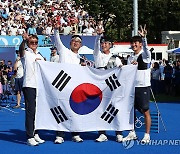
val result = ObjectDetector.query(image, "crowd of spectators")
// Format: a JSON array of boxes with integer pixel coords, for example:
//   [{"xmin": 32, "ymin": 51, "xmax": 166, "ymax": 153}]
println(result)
[
  {"xmin": 0, "ymin": 0, "xmax": 180, "ymax": 101},
  {"xmin": 150, "ymin": 59, "xmax": 180, "ymax": 97},
  {"xmin": 0, "ymin": 0, "xmax": 104, "ymax": 36}
]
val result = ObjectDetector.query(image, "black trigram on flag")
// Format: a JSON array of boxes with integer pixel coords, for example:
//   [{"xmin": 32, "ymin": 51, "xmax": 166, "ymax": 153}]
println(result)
[
  {"xmin": 52, "ymin": 70, "xmax": 71, "ymax": 91},
  {"xmin": 101, "ymin": 104, "xmax": 119, "ymax": 124},
  {"xmin": 50, "ymin": 106, "xmax": 68, "ymax": 124},
  {"xmin": 105, "ymin": 73, "xmax": 121, "ymax": 91}
]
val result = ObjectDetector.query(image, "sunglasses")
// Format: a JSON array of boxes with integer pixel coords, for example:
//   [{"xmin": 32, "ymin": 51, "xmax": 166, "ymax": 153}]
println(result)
[{"xmin": 29, "ymin": 41, "xmax": 38, "ymax": 45}]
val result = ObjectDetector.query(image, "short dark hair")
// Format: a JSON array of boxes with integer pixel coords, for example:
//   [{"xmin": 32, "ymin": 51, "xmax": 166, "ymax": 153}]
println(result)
[
  {"xmin": 130, "ymin": 36, "xmax": 142, "ymax": 43},
  {"xmin": 100, "ymin": 36, "xmax": 112, "ymax": 43}
]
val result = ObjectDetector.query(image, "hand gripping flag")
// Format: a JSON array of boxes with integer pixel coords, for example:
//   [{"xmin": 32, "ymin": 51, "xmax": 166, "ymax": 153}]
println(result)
[{"xmin": 35, "ymin": 61, "xmax": 137, "ymax": 132}]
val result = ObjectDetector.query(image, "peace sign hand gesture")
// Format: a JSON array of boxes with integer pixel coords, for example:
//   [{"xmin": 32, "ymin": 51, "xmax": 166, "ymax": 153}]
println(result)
[
  {"xmin": 138, "ymin": 24, "xmax": 147, "ymax": 38},
  {"xmin": 96, "ymin": 27, "xmax": 104, "ymax": 35},
  {"xmin": 53, "ymin": 21, "xmax": 61, "ymax": 30}
]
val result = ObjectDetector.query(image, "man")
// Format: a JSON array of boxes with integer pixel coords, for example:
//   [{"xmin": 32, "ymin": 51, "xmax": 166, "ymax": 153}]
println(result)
[
  {"xmin": 13, "ymin": 51, "xmax": 23, "ymax": 109},
  {"xmin": 53, "ymin": 23, "xmax": 84, "ymax": 144},
  {"xmin": 50, "ymin": 46, "xmax": 59, "ymax": 63},
  {"xmin": 93, "ymin": 29, "xmax": 123, "ymax": 142},
  {"xmin": 19, "ymin": 33, "xmax": 45, "ymax": 146},
  {"xmin": 123, "ymin": 25, "xmax": 151, "ymax": 143}
]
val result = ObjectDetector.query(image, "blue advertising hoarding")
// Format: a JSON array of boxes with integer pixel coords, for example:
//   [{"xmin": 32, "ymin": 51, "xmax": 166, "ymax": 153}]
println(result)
[
  {"xmin": 0, "ymin": 47, "xmax": 16, "ymax": 64},
  {"xmin": 0, "ymin": 35, "xmax": 53, "ymax": 47},
  {"xmin": 0, "ymin": 35, "xmax": 96, "ymax": 61}
]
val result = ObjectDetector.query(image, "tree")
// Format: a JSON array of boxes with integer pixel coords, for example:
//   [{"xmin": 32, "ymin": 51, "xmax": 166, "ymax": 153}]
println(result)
[{"xmin": 75, "ymin": 0, "xmax": 180, "ymax": 43}]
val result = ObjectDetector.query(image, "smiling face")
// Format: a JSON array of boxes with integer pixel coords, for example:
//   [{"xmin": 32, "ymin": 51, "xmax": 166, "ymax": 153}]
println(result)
[
  {"xmin": 27, "ymin": 35, "xmax": 38, "ymax": 52},
  {"xmin": 101, "ymin": 41, "xmax": 111, "ymax": 54},
  {"xmin": 130, "ymin": 36, "xmax": 143, "ymax": 55},
  {"xmin": 130, "ymin": 41, "xmax": 142, "ymax": 54},
  {"xmin": 70, "ymin": 38, "xmax": 82, "ymax": 53}
]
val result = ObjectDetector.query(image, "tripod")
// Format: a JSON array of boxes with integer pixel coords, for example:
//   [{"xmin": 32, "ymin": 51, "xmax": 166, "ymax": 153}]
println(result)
[{"xmin": 150, "ymin": 88, "xmax": 167, "ymax": 131}]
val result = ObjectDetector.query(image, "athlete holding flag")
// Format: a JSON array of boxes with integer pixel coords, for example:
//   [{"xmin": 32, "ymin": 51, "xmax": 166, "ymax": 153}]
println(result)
[{"xmin": 123, "ymin": 25, "xmax": 152, "ymax": 143}]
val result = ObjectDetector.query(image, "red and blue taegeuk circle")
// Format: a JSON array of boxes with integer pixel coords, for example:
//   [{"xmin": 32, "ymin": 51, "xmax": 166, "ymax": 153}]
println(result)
[{"xmin": 69, "ymin": 83, "xmax": 102, "ymax": 115}]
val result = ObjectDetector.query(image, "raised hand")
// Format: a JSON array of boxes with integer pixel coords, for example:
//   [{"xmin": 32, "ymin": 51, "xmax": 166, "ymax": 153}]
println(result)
[
  {"xmin": 53, "ymin": 21, "xmax": 61, "ymax": 30},
  {"xmin": 138, "ymin": 24, "xmax": 147, "ymax": 38},
  {"xmin": 22, "ymin": 32, "xmax": 29, "ymax": 41},
  {"xmin": 96, "ymin": 27, "xmax": 104, "ymax": 35}
]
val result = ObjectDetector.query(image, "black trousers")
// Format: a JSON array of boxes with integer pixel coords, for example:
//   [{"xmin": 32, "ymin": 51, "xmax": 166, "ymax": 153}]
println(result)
[{"xmin": 23, "ymin": 87, "xmax": 37, "ymax": 139}]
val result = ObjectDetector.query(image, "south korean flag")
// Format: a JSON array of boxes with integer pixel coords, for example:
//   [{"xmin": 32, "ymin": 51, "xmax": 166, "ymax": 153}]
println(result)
[{"xmin": 35, "ymin": 61, "xmax": 136, "ymax": 132}]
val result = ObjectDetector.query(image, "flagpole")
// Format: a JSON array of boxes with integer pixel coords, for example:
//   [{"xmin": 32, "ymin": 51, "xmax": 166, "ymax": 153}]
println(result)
[{"xmin": 133, "ymin": 0, "xmax": 138, "ymax": 36}]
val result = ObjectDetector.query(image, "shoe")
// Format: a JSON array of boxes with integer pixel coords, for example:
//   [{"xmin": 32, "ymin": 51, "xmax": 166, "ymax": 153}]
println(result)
[
  {"xmin": 141, "ymin": 133, "xmax": 150, "ymax": 143},
  {"xmin": 54, "ymin": 136, "xmax": 64, "ymax": 144},
  {"xmin": 122, "ymin": 131, "xmax": 137, "ymax": 142},
  {"xmin": 34, "ymin": 134, "xmax": 45, "ymax": 144},
  {"xmin": 95, "ymin": 134, "xmax": 108, "ymax": 142},
  {"xmin": 27, "ymin": 138, "xmax": 39, "ymax": 146},
  {"xmin": 13, "ymin": 105, "xmax": 21, "ymax": 109},
  {"xmin": 72, "ymin": 135, "xmax": 83, "ymax": 142},
  {"xmin": 116, "ymin": 134, "xmax": 123, "ymax": 142}
]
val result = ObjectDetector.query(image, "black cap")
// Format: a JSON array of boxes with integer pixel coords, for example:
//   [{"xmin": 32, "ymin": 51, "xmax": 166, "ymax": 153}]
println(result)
[{"xmin": 50, "ymin": 46, "xmax": 57, "ymax": 50}]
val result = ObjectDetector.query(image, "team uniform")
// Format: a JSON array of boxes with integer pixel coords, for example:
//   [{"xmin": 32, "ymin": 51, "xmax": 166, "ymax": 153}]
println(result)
[
  {"xmin": 21, "ymin": 47, "xmax": 45, "ymax": 139},
  {"xmin": 127, "ymin": 37, "xmax": 151, "ymax": 112},
  {"xmin": 54, "ymin": 29, "xmax": 81, "ymax": 64},
  {"xmin": 53, "ymin": 29, "xmax": 83, "ymax": 143},
  {"xmin": 93, "ymin": 35, "xmax": 123, "ymax": 142},
  {"xmin": 93, "ymin": 35, "xmax": 122, "ymax": 69}
]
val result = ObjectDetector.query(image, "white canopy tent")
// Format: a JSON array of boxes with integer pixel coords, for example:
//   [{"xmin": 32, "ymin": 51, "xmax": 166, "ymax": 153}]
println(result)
[{"xmin": 78, "ymin": 45, "xmax": 133, "ymax": 55}]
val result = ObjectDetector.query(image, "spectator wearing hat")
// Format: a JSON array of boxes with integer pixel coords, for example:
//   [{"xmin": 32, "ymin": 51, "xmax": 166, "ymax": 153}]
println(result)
[{"xmin": 50, "ymin": 46, "xmax": 59, "ymax": 63}]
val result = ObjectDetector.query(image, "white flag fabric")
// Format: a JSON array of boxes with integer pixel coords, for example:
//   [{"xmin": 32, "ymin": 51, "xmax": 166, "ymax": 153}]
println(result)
[{"xmin": 35, "ymin": 61, "xmax": 137, "ymax": 132}]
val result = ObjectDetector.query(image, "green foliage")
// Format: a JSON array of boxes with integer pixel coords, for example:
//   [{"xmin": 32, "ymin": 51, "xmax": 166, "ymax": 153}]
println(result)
[{"xmin": 75, "ymin": 0, "xmax": 180, "ymax": 43}]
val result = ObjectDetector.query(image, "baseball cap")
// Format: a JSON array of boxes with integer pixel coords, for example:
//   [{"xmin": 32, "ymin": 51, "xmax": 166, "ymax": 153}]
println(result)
[{"xmin": 50, "ymin": 46, "xmax": 57, "ymax": 50}]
